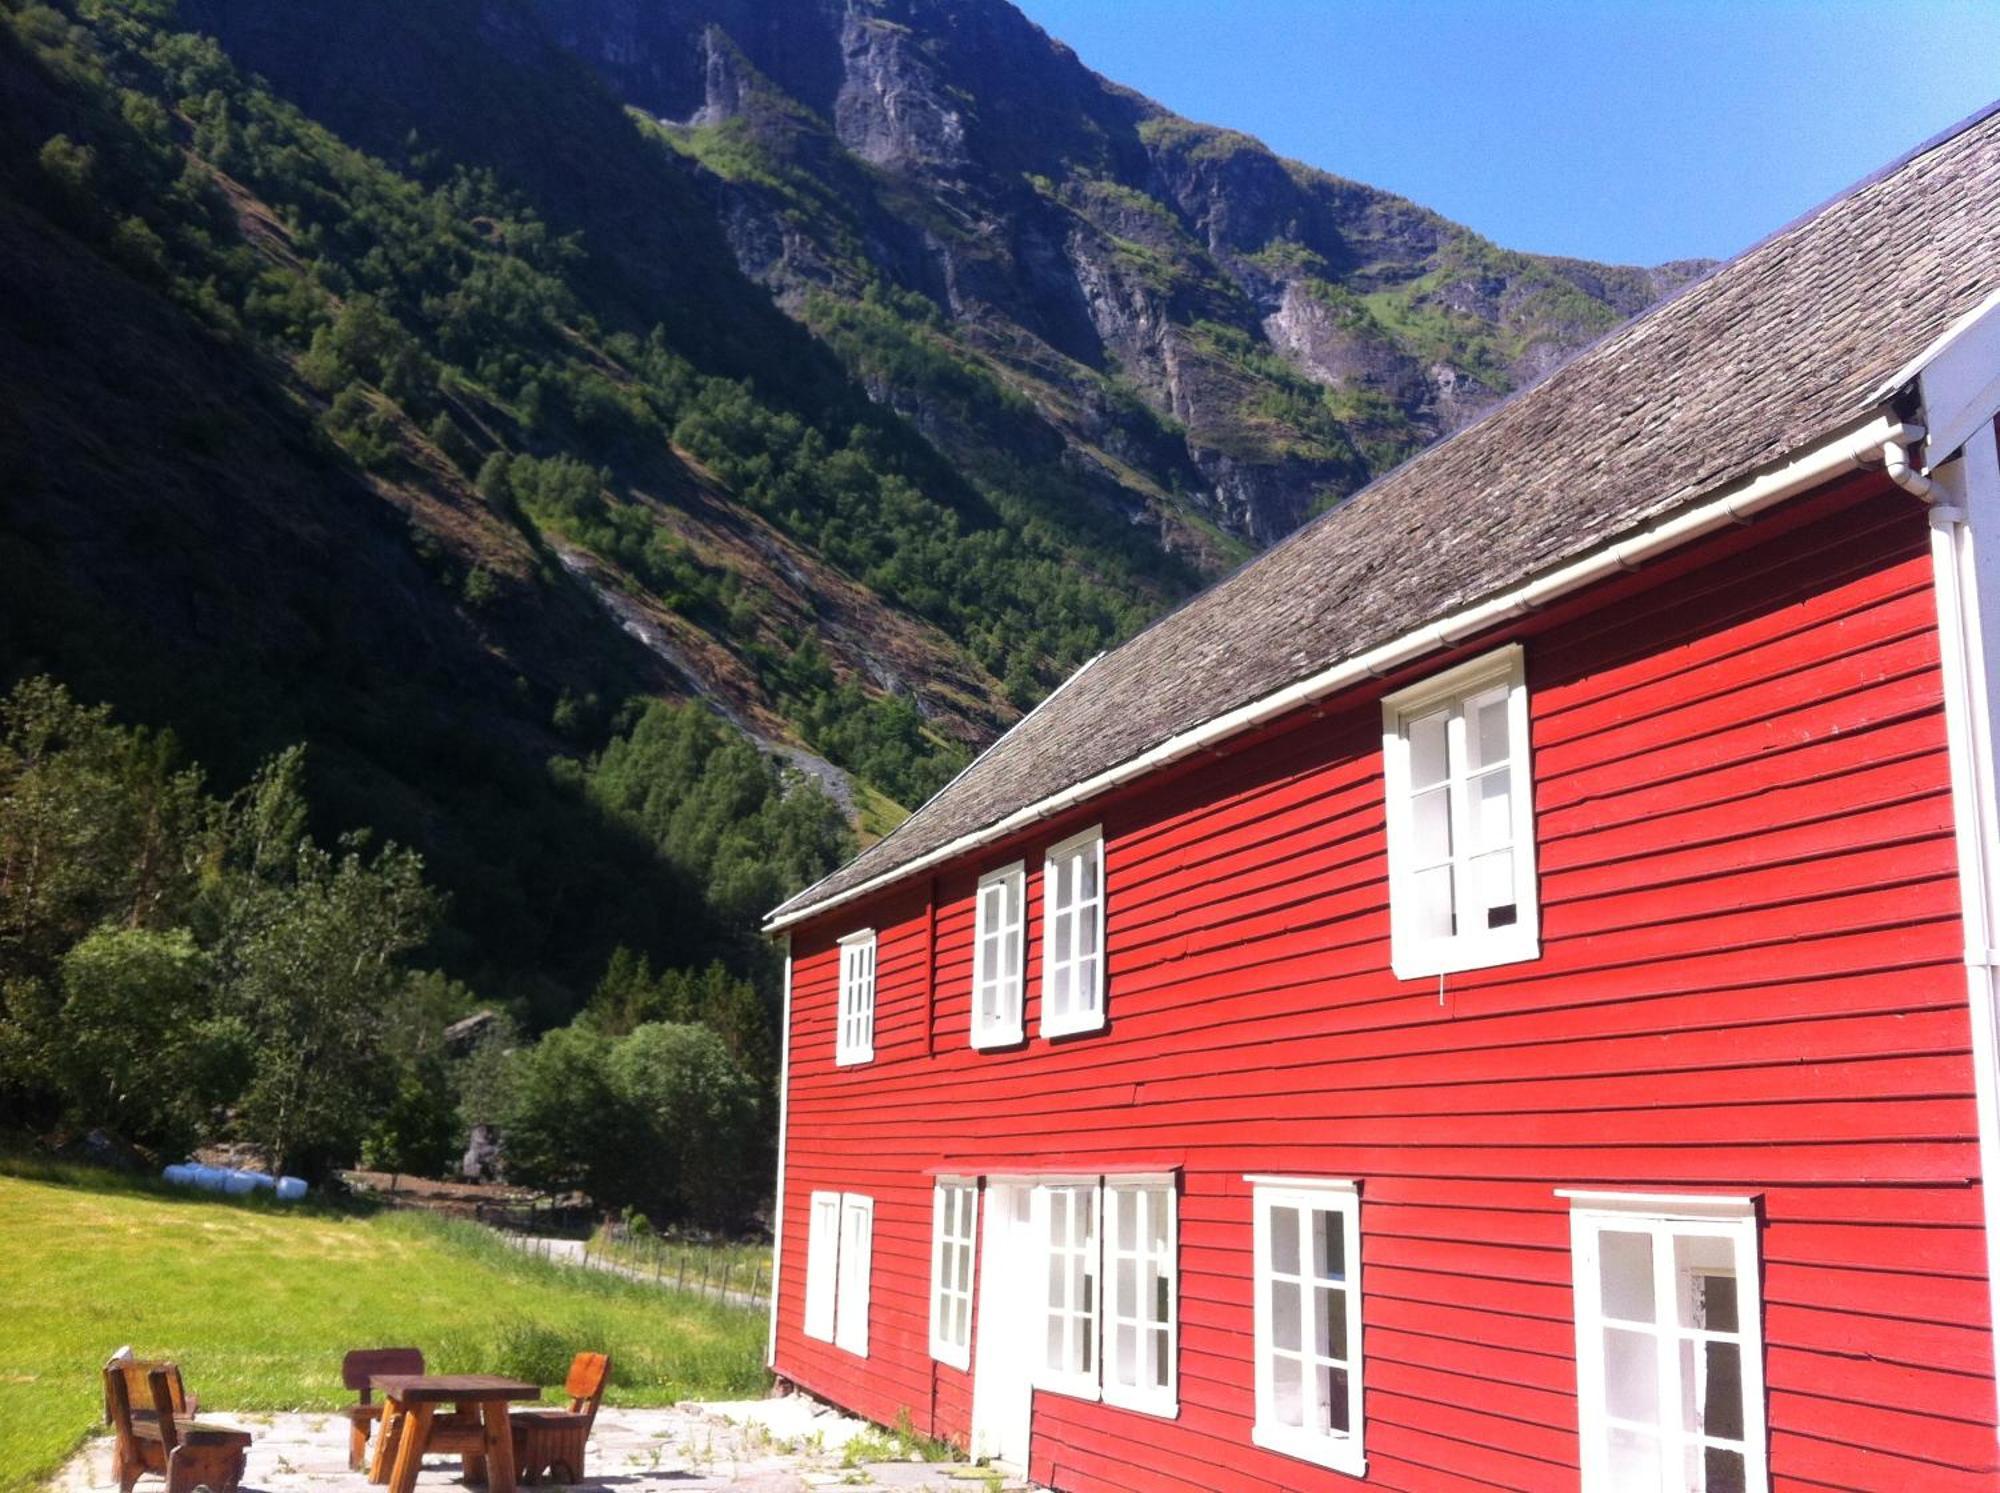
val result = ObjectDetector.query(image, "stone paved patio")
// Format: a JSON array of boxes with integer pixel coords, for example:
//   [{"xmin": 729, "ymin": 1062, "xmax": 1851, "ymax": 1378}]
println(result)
[{"xmin": 54, "ymin": 1398, "xmax": 1032, "ymax": 1493}]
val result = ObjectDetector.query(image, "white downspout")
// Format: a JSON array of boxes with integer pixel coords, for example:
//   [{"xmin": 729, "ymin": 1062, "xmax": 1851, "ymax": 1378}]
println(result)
[
  {"xmin": 767, "ymin": 935, "xmax": 794, "ymax": 1372},
  {"xmin": 1920, "ymin": 422, "xmax": 2000, "ymax": 1443}
]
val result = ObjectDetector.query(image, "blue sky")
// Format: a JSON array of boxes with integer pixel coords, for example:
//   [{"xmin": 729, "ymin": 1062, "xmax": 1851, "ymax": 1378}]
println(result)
[{"xmin": 1010, "ymin": 0, "xmax": 2000, "ymax": 267}]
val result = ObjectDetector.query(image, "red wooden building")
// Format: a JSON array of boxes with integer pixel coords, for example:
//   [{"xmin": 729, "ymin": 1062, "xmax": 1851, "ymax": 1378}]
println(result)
[{"xmin": 761, "ymin": 109, "xmax": 2000, "ymax": 1491}]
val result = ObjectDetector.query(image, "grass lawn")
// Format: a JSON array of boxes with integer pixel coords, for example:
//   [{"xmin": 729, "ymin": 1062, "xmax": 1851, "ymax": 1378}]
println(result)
[{"xmin": 0, "ymin": 1161, "xmax": 769, "ymax": 1493}]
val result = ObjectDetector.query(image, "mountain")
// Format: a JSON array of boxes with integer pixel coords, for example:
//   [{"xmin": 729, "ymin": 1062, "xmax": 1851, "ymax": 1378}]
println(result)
[
  {"xmin": 529, "ymin": 0, "xmax": 1710, "ymax": 547},
  {"xmin": 0, "ymin": 0, "xmax": 1698, "ymax": 1018}
]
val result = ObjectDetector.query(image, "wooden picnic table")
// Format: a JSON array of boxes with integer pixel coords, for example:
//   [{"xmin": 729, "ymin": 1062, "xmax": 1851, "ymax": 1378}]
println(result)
[{"xmin": 364, "ymin": 1374, "xmax": 542, "ymax": 1493}]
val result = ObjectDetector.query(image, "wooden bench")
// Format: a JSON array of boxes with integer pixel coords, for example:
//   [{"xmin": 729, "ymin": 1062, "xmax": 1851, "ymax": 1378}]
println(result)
[
  {"xmin": 510, "ymin": 1352, "xmax": 610, "ymax": 1485},
  {"xmin": 103, "ymin": 1357, "xmax": 251, "ymax": 1493},
  {"xmin": 341, "ymin": 1348, "xmax": 425, "ymax": 1470}
]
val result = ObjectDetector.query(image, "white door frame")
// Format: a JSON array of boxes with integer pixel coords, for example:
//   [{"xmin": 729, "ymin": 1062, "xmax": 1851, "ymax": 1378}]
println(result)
[{"xmin": 971, "ymin": 1177, "xmax": 1036, "ymax": 1469}]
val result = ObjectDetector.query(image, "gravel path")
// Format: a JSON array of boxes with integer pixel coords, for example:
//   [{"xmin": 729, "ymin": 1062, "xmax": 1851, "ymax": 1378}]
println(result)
[{"xmin": 55, "ymin": 1399, "xmax": 1031, "ymax": 1493}]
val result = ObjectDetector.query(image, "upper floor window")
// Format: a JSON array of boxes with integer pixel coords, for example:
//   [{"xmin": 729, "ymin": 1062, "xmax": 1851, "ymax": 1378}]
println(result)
[
  {"xmin": 1563, "ymin": 1191, "xmax": 1767, "ymax": 1493},
  {"xmin": 1042, "ymin": 826, "xmax": 1106, "ymax": 1037},
  {"xmin": 836, "ymin": 930, "xmax": 876, "ymax": 1066},
  {"xmin": 1380, "ymin": 643, "xmax": 1539, "ymax": 980},
  {"xmin": 1250, "ymin": 1177, "xmax": 1364, "ymax": 1476},
  {"xmin": 971, "ymin": 862, "xmax": 1026, "ymax": 1048}
]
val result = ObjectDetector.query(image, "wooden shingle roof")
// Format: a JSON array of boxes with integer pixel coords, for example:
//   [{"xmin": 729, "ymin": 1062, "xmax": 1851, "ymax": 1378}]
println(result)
[{"xmin": 770, "ymin": 104, "xmax": 2000, "ymax": 930}]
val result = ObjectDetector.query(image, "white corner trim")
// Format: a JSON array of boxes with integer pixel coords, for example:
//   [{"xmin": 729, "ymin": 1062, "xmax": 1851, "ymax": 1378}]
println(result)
[
  {"xmin": 767, "ymin": 935, "xmax": 794, "ymax": 1369},
  {"xmin": 764, "ymin": 414, "xmax": 1919, "ymax": 935},
  {"xmin": 1922, "ymin": 423, "xmax": 2000, "ymax": 1442},
  {"xmin": 1873, "ymin": 285, "xmax": 2000, "ymax": 466}
]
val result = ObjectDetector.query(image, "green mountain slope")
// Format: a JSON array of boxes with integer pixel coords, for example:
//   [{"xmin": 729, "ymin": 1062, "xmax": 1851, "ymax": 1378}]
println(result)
[{"xmin": 0, "ymin": 0, "xmax": 1699, "ymax": 1021}]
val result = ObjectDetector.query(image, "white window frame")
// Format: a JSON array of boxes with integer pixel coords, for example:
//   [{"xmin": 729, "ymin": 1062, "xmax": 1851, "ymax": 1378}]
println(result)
[
  {"xmin": 1380, "ymin": 642, "xmax": 1540, "ymax": 980},
  {"xmin": 929, "ymin": 1178, "xmax": 979, "ymax": 1370},
  {"xmin": 971, "ymin": 861, "xmax": 1026, "ymax": 1048},
  {"xmin": 1041, "ymin": 826, "xmax": 1107, "ymax": 1038},
  {"xmin": 803, "ymin": 1190, "xmax": 841, "ymax": 1343},
  {"xmin": 1562, "ymin": 1190, "xmax": 1768, "ymax": 1493},
  {"xmin": 835, "ymin": 930, "xmax": 876, "ymax": 1066},
  {"xmin": 1249, "ymin": 1176, "xmax": 1364, "ymax": 1477},
  {"xmin": 1102, "ymin": 1177, "xmax": 1179, "ymax": 1416},
  {"xmin": 834, "ymin": 1192, "xmax": 874, "ymax": 1357},
  {"xmin": 1033, "ymin": 1179, "xmax": 1104, "ymax": 1401}
]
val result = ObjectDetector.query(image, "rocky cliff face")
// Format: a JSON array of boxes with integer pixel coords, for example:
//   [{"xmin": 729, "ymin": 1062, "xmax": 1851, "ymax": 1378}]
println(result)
[{"xmin": 526, "ymin": 0, "xmax": 1707, "ymax": 547}]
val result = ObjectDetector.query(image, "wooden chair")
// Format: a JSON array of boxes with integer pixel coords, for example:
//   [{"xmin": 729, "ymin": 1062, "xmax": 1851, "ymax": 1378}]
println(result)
[
  {"xmin": 510, "ymin": 1352, "xmax": 610, "ymax": 1484},
  {"xmin": 103, "ymin": 1356, "xmax": 250, "ymax": 1493},
  {"xmin": 340, "ymin": 1347, "xmax": 425, "ymax": 1470}
]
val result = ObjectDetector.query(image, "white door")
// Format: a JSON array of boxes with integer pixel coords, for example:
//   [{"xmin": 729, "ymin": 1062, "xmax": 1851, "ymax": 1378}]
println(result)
[{"xmin": 971, "ymin": 1180, "xmax": 1036, "ymax": 1468}]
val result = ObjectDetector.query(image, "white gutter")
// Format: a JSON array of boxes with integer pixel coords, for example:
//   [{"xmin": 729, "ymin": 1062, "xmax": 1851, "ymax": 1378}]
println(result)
[
  {"xmin": 766, "ymin": 934, "xmax": 793, "ymax": 1370},
  {"xmin": 1924, "ymin": 424, "xmax": 2000, "ymax": 1437},
  {"xmin": 765, "ymin": 411, "xmax": 1920, "ymax": 934}
]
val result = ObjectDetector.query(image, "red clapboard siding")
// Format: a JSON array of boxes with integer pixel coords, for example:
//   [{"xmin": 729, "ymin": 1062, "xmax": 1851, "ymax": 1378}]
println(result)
[{"xmin": 771, "ymin": 477, "xmax": 1999, "ymax": 1490}]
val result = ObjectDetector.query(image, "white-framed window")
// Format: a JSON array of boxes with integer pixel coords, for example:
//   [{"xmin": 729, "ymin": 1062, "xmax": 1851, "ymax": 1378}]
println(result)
[
  {"xmin": 971, "ymin": 862, "xmax": 1026, "ymax": 1047},
  {"xmin": 1563, "ymin": 1191, "xmax": 1767, "ymax": 1493},
  {"xmin": 803, "ymin": 1190, "xmax": 841, "ymax": 1342},
  {"xmin": 1031, "ymin": 1176, "xmax": 1179, "ymax": 1418},
  {"xmin": 1041, "ymin": 826, "xmax": 1106, "ymax": 1037},
  {"xmin": 1036, "ymin": 1181, "xmax": 1102, "ymax": 1398},
  {"xmin": 1103, "ymin": 1178, "xmax": 1178, "ymax": 1415},
  {"xmin": 1250, "ymin": 1177, "xmax": 1364, "ymax": 1477},
  {"xmin": 835, "ymin": 930, "xmax": 876, "ymax": 1066},
  {"xmin": 834, "ymin": 1192, "xmax": 874, "ymax": 1357},
  {"xmin": 1380, "ymin": 643, "xmax": 1539, "ymax": 980},
  {"xmin": 929, "ymin": 1179, "xmax": 979, "ymax": 1369},
  {"xmin": 803, "ymin": 1189, "xmax": 873, "ymax": 1356}
]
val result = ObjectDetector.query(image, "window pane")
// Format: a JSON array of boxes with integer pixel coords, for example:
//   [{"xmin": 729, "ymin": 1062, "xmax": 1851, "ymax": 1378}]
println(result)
[
  {"xmin": 1413, "ymin": 864, "xmax": 1455, "ymax": 940},
  {"xmin": 1151, "ymin": 1326, "xmax": 1170, "ymax": 1390},
  {"xmin": 1079, "ymin": 908, "xmax": 1098, "ymax": 958},
  {"xmin": 1471, "ymin": 766, "xmax": 1512, "ymax": 850},
  {"xmin": 1270, "ymin": 1207, "xmax": 1300, "ymax": 1274},
  {"xmin": 1271, "ymin": 1279, "xmax": 1302, "ymax": 1351},
  {"xmin": 1315, "ymin": 1284, "xmax": 1347, "ymax": 1362},
  {"xmin": 1080, "ymin": 846, "xmax": 1099, "ymax": 902},
  {"xmin": 1607, "ymin": 1427, "xmax": 1662, "ymax": 1490},
  {"xmin": 1049, "ymin": 963, "xmax": 1071, "ymax": 1017},
  {"xmin": 1700, "ymin": 1273, "xmax": 1739, "ymax": 1335},
  {"xmin": 1603, "ymin": 1327, "xmax": 1661, "ymax": 1423},
  {"xmin": 1006, "ymin": 872, "xmax": 1022, "ymax": 925},
  {"xmin": 1686, "ymin": 1338, "xmax": 1744, "ymax": 1440},
  {"xmin": 1115, "ymin": 1255, "xmax": 1136, "ymax": 1316},
  {"xmin": 1600, "ymin": 1230, "xmax": 1656, "ymax": 1322},
  {"xmin": 1114, "ymin": 1320, "xmax": 1136, "ymax": 1385},
  {"xmin": 1054, "ymin": 913, "xmax": 1072, "ymax": 965},
  {"xmin": 1045, "ymin": 1314, "xmax": 1064, "ymax": 1371},
  {"xmin": 1469, "ymin": 688, "xmax": 1511, "ymax": 771},
  {"xmin": 981, "ymin": 937, "xmax": 998, "ymax": 984},
  {"xmin": 1412, "ymin": 786, "xmax": 1452, "ymax": 864},
  {"xmin": 1702, "ymin": 1446, "xmax": 1748, "ymax": 1493},
  {"xmin": 1470, "ymin": 848, "xmax": 1516, "ymax": 929},
  {"xmin": 1318, "ymin": 1364, "xmax": 1350, "ymax": 1434},
  {"xmin": 1272, "ymin": 1354, "xmax": 1304, "ymax": 1427},
  {"xmin": 1311, "ymin": 1209, "xmax": 1345, "ymax": 1281},
  {"xmin": 1409, "ymin": 709, "xmax": 1449, "ymax": 787}
]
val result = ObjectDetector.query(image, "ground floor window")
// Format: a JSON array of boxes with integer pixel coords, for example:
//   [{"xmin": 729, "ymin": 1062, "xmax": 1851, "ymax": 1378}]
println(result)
[
  {"xmin": 803, "ymin": 1189, "xmax": 873, "ymax": 1356},
  {"xmin": 1562, "ymin": 1191, "xmax": 1766, "ymax": 1493},
  {"xmin": 930, "ymin": 1178, "xmax": 978, "ymax": 1369},
  {"xmin": 1249, "ymin": 1177, "xmax": 1364, "ymax": 1476},
  {"xmin": 1032, "ymin": 1175, "xmax": 1177, "ymax": 1414}
]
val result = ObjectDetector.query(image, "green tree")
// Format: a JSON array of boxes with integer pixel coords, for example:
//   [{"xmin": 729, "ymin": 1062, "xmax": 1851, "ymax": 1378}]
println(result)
[
  {"xmin": 53, "ymin": 927, "xmax": 244, "ymax": 1155},
  {"xmin": 606, "ymin": 1022, "xmax": 761, "ymax": 1226}
]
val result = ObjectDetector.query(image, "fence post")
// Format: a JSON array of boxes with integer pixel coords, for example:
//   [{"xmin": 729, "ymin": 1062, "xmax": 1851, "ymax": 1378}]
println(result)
[
  {"xmin": 721, "ymin": 1260, "xmax": 732, "ymax": 1298},
  {"xmin": 677, "ymin": 1251, "xmax": 689, "ymax": 1290}
]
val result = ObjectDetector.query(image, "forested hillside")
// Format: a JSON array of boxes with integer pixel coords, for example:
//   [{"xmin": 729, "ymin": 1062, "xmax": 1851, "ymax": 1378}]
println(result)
[{"xmin": 0, "ymin": 0, "xmax": 1696, "ymax": 1199}]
